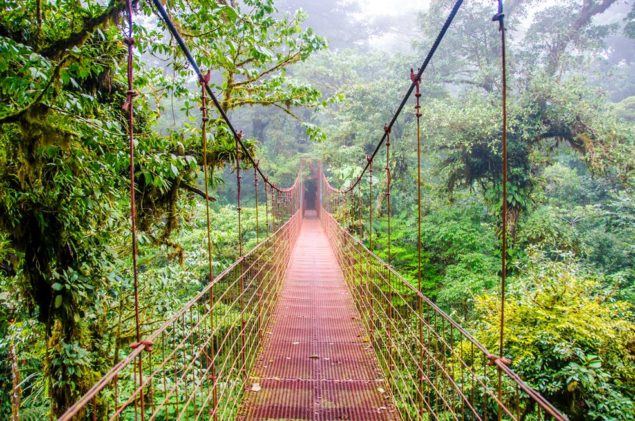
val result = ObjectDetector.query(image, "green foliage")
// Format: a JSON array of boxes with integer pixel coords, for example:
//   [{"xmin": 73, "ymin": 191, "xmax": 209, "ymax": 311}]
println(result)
[
  {"xmin": 516, "ymin": 205, "xmax": 580, "ymax": 255},
  {"xmin": 615, "ymin": 96, "xmax": 635, "ymax": 122},
  {"xmin": 0, "ymin": 0, "xmax": 129, "ymax": 412},
  {"xmin": 1, "ymin": 0, "xmax": 633, "ymax": 419},
  {"xmin": 313, "ymin": 2, "xmax": 635, "ymax": 419},
  {"xmin": 0, "ymin": 0, "xmax": 325, "ymax": 416},
  {"xmin": 470, "ymin": 255, "xmax": 635, "ymax": 418},
  {"xmin": 368, "ymin": 196, "xmax": 499, "ymax": 317}
]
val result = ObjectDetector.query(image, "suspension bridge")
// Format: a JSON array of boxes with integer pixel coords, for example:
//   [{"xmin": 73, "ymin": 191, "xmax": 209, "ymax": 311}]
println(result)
[{"xmin": 58, "ymin": 0, "xmax": 568, "ymax": 419}]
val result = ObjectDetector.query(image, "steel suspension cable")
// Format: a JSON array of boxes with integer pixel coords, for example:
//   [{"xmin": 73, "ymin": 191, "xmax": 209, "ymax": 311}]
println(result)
[
  {"xmin": 254, "ymin": 164, "xmax": 259, "ymax": 243},
  {"xmin": 271, "ymin": 187, "xmax": 275, "ymax": 230},
  {"xmin": 122, "ymin": 0, "xmax": 145, "ymax": 418},
  {"xmin": 199, "ymin": 71, "xmax": 219, "ymax": 420},
  {"xmin": 496, "ymin": 0, "xmax": 508, "ymax": 361},
  {"xmin": 384, "ymin": 124, "xmax": 391, "ymax": 267},
  {"xmin": 254, "ymin": 165, "xmax": 264, "ymax": 342},
  {"xmin": 411, "ymin": 66, "xmax": 425, "ymax": 418},
  {"xmin": 367, "ymin": 156, "xmax": 373, "ymax": 251},
  {"xmin": 366, "ymin": 156, "xmax": 374, "ymax": 343},
  {"xmin": 265, "ymin": 181, "xmax": 270, "ymax": 235},
  {"xmin": 384, "ymin": 124, "xmax": 395, "ymax": 373},
  {"xmin": 235, "ymin": 131, "xmax": 246, "ymax": 382},
  {"xmin": 357, "ymin": 184, "xmax": 363, "ymax": 239},
  {"xmin": 494, "ymin": 2, "xmax": 509, "ymax": 419}
]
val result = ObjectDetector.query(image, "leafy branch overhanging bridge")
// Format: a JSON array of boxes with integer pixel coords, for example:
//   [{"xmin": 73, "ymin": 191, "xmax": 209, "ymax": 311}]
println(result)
[{"xmin": 59, "ymin": 0, "xmax": 568, "ymax": 419}]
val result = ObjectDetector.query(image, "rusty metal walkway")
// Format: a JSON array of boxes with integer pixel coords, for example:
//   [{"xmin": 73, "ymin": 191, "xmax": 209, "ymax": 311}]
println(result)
[{"xmin": 239, "ymin": 211, "xmax": 396, "ymax": 420}]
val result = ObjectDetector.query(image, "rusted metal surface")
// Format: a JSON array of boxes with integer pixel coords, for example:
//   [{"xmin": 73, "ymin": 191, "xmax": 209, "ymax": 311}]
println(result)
[{"xmin": 239, "ymin": 212, "xmax": 397, "ymax": 420}]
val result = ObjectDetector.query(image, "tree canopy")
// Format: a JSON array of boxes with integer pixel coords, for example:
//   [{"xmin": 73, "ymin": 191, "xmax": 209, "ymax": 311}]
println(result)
[{"xmin": 1, "ymin": 0, "xmax": 634, "ymax": 419}]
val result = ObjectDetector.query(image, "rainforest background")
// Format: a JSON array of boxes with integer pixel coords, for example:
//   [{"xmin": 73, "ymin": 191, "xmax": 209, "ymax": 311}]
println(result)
[{"xmin": 0, "ymin": 0, "xmax": 634, "ymax": 419}]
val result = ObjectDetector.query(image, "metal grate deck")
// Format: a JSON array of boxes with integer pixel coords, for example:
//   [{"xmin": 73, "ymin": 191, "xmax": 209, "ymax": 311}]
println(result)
[{"xmin": 238, "ymin": 213, "xmax": 396, "ymax": 420}]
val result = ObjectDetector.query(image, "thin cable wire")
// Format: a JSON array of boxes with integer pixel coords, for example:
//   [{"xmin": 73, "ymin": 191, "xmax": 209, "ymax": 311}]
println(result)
[
  {"xmin": 254, "ymin": 164, "xmax": 259, "ymax": 243},
  {"xmin": 494, "ymin": 3, "xmax": 509, "ymax": 419},
  {"xmin": 199, "ymin": 71, "xmax": 219, "ymax": 420},
  {"xmin": 265, "ymin": 182, "xmax": 270, "ymax": 235},
  {"xmin": 496, "ymin": 0, "xmax": 508, "ymax": 363},
  {"xmin": 148, "ymin": 0, "xmax": 287, "ymax": 193},
  {"xmin": 367, "ymin": 156, "xmax": 373, "ymax": 251},
  {"xmin": 412, "ymin": 66, "xmax": 425, "ymax": 418},
  {"xmin": 123, "ymin": 0, "xmax": 145, "ymax": 418},
  {"xmin": 235, "ymin": 131, "xmax": 246, "ymax": 382},
  {"xmin": 384, "ymin": 124, "xmax": 395, "ymax": 373},
  {"xmin": 336, "ymin": 0, "xmax": 464, "ymax": 194}
]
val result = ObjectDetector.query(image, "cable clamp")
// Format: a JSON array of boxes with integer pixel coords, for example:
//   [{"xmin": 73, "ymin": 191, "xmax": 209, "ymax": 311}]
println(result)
[
  {"xmin": 487, "ymin": 353, "xmax": 511, "ymax": 366},
  {"xmin": 410, "ymin": 68, "xmax": 421, "ymax": 84},
  {"xmin": 131, "ymin": 340, "xmax": 154, "ymax": 352},
  {"xmin": 200, "ymin": 70, "xmax": 211, "ymax": 85},
  {"xmin": 492, "ymin": 10, "xmax": 505, "ymax": 31},
  {"xmin": 122, "ymin": 90, "xmax": 138, "ymax": 111}
]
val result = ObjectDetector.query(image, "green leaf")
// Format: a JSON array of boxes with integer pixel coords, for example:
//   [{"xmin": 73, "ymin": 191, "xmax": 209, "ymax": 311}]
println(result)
[
  {"xmin": 54, "ymin": 295, "xmax": 63, "ymax": 309},
  {"xmin": 220, "ymin": 5, "xmax": 238, "ymax": 22}
]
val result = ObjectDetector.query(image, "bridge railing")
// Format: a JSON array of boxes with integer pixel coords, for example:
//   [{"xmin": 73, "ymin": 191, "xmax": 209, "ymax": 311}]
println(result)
[
  {"xmin": 320, "ymin": 209, "xmax": 566, "ymax": 421},
  {"xmin": 59, "ymin": 201, "xmax": 301, "ymax": 421}
]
